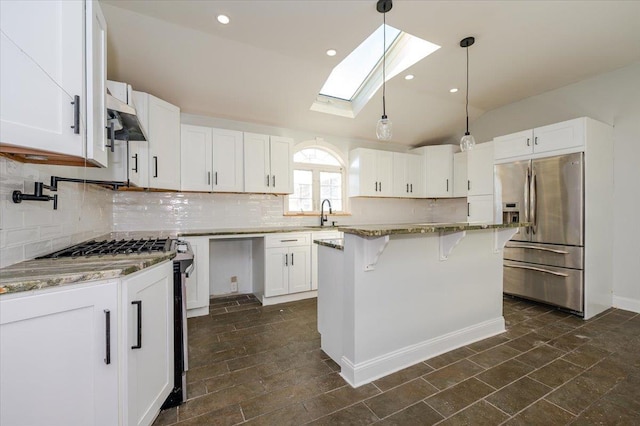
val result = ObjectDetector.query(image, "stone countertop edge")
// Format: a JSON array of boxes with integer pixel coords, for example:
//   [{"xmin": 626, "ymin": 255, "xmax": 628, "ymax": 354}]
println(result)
[
  {"xmin": 314, "ymin": 238, "xmax": 344, "ymax": 251},
  {"xmin": 336, "ymin": 222, "xmax": 528, "ymax": 238},
  {"xmin": 0, "ymin": 252, "xmax": 175, "ymax": 296},
  {"xmin": 177, "ymin": 226, "xmax": 341, "ymax": 237}
]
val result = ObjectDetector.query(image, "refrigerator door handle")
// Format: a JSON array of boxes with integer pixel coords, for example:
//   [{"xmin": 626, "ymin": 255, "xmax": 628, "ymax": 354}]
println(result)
[
  {"xmin": 531, "ymin": 172, "xmax": 537, "ymax": 234},
  {"xmin": 523, "ymin": 168, "xmax": 530, "ymax": 234},
  {"xmin": 504, "ymin": 263, "xmax": 569, "ymax": 277},
  {"xmin": 507, "ymin": 244, "xmax": 569, "ymax": 255}
]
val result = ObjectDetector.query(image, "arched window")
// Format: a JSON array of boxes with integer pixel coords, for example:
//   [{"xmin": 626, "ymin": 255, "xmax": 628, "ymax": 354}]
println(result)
[{"xmin": 287, "ymin": 147, "xmax": 346, "ymax": 214}]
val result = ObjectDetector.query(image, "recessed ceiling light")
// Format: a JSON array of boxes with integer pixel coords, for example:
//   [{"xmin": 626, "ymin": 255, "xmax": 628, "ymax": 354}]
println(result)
[
  {"xmin": 450, "ymin": 88, "xmax": 458, "ymax": 93},
  {"xmin": 217, "ymin": 14, "xmax": 230, "ymax": 25},
  {"xmin": 326, "ymin": 49, "xmax": 337, "ymax": 57},
  {"xmin": 404, "ymin": 74, "xmax": 414, "ymax": 80}
]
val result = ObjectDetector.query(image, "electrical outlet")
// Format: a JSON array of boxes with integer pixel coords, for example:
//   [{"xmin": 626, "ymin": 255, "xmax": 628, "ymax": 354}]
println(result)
[{"xmin": 230, "ymin": 276, "xmax": 238, "ymax": 293}]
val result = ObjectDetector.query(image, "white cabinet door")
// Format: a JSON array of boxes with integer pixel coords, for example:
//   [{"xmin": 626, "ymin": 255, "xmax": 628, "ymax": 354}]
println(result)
[
  {"xmin": 265, "ymin": 247, "xmax": 288, "ymax": 297},
  {"xmin": 269, "ymin": 136, "xmax": 293, "ymax": 194},
  {"xmin": 350, "ymin": 148, "xmax": 393, "ymax": 197},
  {"xmin": 134, "ymin": 91, "xmax": 181, "ymax": 190},
  {"xmin": 288, "ymin": 245, "xmax": 311, "ymax": 294},
  {"xmin": 123, "ymin": 261, "xmax": 173, "ymax": 426},
  {"xmin": 129, "ymin": 140, "xmax": 149, "ymax": 187},
  {"xmin": 0, "ymin": 0, "xmax": 84, "ymax": 158},
  {"xmin": 213, "ymin": 128, "xmax": 244, "ymax": 192},
  {"xmin": 420, "ymin": 145, "xmax": 455, "ymax": 198},
  {"xmin": 184, "ymin": 236, "xmax": 211, "ymax": 317},
  {"xmin": 493, "ymin": 129, "xmax": 534, "ymax": 161},
  {"xmin": 244, "ymin": 132, "xmax": 271, "ymax": 193},
  {"xmin": 181, "ymin": 125, "xmax": 213, "ymax": 192},
  {"xmin": 406, "ymin": 153, "xmax": 424, "ymax": 197},
  {"xmin": 0, "ymin": 281, "xmax": 118, "ymax": 426},
  {"xmin": 467, "ymin": 142, "xmax": 494, "ymax": 196},
  {"xmin": 85, "ymin": 0, "xmax": 108, "ymax": 167},
  {"xmin": 533, "ymin": 118, "xmax": 585, "ymax": 154},
  {"xmin": 467, "ymin": 194, "xmax": 494, "ymax": 223},
  {"xmin": 453, "ymin": 151, "xmax": 468, "ymax": 197}
]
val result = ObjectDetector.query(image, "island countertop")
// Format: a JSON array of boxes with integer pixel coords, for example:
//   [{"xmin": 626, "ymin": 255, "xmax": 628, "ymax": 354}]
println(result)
[{"xmin": 336, "ymin": 222, "xmax": 527, "ymax": 238}]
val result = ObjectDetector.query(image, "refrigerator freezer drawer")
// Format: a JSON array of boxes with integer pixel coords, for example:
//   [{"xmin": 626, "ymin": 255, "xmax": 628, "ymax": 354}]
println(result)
[
  {"xmin": 504, "ymin": 260, "xmax": 583, "ymax": 313},
  {"xmin": 504, "ymin": 243, "xmax": 583, "ymax": 269}
]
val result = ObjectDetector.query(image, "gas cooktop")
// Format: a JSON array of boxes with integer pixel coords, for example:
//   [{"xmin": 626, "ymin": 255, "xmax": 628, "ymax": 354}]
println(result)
[{"xmin": 37, "ymin": 238, "xmax": 172, "ymax": 259}]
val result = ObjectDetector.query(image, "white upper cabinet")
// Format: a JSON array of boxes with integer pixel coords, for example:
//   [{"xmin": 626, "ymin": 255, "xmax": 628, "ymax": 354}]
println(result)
[
  {"xmin": 393, "ymin": 153, "xmax": 424, "ymax": 198},
  {"xmin": 181, "ymin": 125, "xmax": 244, "ymax": 192},
  {"xmin": 494, "ymin": 118, "xmax": 586, "ymax": 161},
  {"xmin": 133, "ymin": 91, "xmax": 181, "ymax": 190},
  {"xmin": 453, "ymin": 152, "xmax": 468, "ymax": 197},
  {"xmin": 212, "ymin": 128, "xmax": 244, "ymax": 192},
  {"xmin": 0, "ymin": 0, "xmax": 108, "ymax": 166},
  {"xmin": 467, "ymin": 142, "xmax": 494, "ymax": 196},
  {"xmin": 349, "ymin": 148, "xmax": 394, "ymax": 197},
  {"xmin": 413, "ymin": 145, "xmax": 456, "ymax": 198},
  {"xmin": 244, "ymin": 133, "xmax": 293, "ymax": 194},
  {"xmin": 181, "ymin": 125, "xmax": 212, "ymax": 192}
]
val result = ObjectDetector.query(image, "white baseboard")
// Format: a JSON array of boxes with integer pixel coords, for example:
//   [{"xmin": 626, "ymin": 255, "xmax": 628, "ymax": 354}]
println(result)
[
  {"xmin": 186, "ymin": 306, "xmax": 209, "ymax": 318},
  {"xmin": 261, "ymin": 290, "xmax": 317, "ymax": 306},
  {"xmin": 613, "ymin": 295, "xmax": 640, "ymax": 314},
  {"xmin": 340, "ymin": 317, "xmax": 505, "ymax": 388}
]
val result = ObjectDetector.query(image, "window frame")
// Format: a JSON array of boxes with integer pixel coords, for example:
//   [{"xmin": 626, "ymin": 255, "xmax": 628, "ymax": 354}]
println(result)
[{"xmin": 285, "ymin": 145, "xmax": 349, "ymax": 216}]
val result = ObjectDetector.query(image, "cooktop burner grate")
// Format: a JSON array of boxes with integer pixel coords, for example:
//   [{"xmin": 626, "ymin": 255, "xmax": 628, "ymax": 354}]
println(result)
[{"xmin": 37, "ymin": 238, "xmax": 172, "ymax": 259}]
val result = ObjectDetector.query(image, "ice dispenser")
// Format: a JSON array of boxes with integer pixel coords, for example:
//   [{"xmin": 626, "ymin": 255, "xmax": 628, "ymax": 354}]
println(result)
[{"xmin": 503, "ymin": 202, "xmax": 520, "ymax": 224}]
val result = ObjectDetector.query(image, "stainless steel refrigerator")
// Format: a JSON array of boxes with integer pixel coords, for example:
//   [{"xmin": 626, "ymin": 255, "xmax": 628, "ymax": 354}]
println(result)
[{"xmin": 495, "ymin": 152, "xmax": 585, "ymax": 314}]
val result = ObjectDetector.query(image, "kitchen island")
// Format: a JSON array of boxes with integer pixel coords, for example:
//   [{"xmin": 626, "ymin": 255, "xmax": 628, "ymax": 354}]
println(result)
[{"xmin": 316, "ymin": 222, "xmax": 524, "ymax": 387}]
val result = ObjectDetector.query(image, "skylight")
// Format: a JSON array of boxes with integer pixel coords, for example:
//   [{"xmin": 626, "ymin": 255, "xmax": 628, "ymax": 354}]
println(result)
[{"xmin": 311, "ymin": 25, "xmax": 440, "ymax": 118}]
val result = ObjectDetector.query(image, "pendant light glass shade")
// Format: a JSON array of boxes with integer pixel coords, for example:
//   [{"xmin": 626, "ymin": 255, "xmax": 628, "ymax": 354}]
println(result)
[
  {"xmin": 376, "ymin": 0, "xmax": 392, "ymax": 141},
  {"xmin": 460, "ymin": 36, "xmax": 475, "ymax": 151},
  {"xmin": 376, "ymin": 115, "xmax": 392, "ymax": 140}
]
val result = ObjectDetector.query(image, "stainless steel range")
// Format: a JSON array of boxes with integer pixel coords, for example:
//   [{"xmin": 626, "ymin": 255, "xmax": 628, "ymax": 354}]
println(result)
[{"xmin": 38, "ymin": 237, "xmax": 194, "ymax": 408}]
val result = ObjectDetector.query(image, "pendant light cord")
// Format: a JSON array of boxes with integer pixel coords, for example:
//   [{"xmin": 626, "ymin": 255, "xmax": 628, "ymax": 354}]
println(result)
[
  {"xmin": 465, "ymin": 44, "xmax": 469, "ymax": 134},
  {"xmin": 382, "ymin": 11, "xmax": 387, "ymax": 117}
]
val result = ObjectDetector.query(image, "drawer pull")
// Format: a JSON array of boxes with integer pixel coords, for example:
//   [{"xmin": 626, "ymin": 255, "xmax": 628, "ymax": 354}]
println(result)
[{"xmin": 280, "ymin": 239, "xmax": 298, "ymax": 242}]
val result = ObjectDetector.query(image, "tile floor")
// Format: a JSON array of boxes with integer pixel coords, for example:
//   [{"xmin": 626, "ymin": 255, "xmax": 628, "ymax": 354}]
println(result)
[{"xmin": 153, "ymin": 295, "xmax": 640, "ymax": 425}]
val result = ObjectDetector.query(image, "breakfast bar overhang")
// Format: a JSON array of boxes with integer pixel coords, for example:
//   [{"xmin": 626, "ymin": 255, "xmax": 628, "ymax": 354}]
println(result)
[{"xmin": 316, "ymin": 222, "xmax": 524, "ymax": 387}]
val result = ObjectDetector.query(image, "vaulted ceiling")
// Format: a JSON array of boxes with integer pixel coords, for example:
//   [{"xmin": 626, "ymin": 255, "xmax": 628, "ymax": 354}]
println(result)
[{"xmin": 101, "ymin": 0, "xmax": 640, "ymax": 147}]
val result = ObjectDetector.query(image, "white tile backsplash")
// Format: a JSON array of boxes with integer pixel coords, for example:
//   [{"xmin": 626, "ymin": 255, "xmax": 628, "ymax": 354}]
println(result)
[{"xmin": 0, "ymin": 158, "xmax": 113, "ymax": 268}]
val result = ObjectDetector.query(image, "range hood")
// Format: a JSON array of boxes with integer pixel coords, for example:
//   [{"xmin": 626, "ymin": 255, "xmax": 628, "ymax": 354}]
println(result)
[{"xmin": 106, "ymin": 82, "xmax": 147, "ymax": 141}]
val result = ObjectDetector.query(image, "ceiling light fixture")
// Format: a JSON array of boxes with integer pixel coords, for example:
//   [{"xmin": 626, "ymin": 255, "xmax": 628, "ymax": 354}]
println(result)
[
  {"xmin": 459, "ymin": 36, "xmax": 476, "ymax": 151},
  {"xmin": 404, "ymin": 74, "xmax": 414, "ymax": 80},
  {"xmin": 375, "ymin": 0, "xmax": 393, "ymax": 141},
  {"xmin": 450, "ymin": 88, "xmax": 458, "ymax": 93},
  {"xmin": 217, "ymin": 14, "xmax": 230, "ymax": 25},
  {"xmin": 326, "ymin": 49, "xmax": 337, "ymax": 57}
]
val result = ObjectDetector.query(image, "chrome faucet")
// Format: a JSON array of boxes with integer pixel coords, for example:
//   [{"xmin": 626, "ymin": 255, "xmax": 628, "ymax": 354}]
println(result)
[{"xmin": 320, "ymin": 199, "xmax": 332, "ymax": 227}]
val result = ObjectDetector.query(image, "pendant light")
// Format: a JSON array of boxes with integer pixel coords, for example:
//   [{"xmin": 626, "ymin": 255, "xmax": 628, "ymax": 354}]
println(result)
[
  {"xmin": 460, "ymin": 36, "xmax": 476, "ymax": 151},
  {"xmin": 376, "ymin": 0, "xmax": 393, "ymax": 141}
]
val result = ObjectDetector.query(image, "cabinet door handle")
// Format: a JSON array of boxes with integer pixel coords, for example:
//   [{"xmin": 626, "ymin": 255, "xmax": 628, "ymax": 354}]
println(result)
[
  {"xmin": 468, "ymin": 180, "xmax": 471, "ymax": 191},
  {"xmin": 208, "ymin": 171, "xmax": 211, "ymax": 185},
  {"xmin": 291, "ymin": 253, "xmax": 294, "ymax": 266},
  {"xmin": 534, "ymin": 136, "xmax": 538, "ymax": 145},
  {"xmin": 266, "ymin": 174, "xmax": 270, "ymax": 187},
  {"xmin": 526, "ymin": 138, "xmax": 531, "ymax": 146},
  {"xmin": 446, "ymin": 179, "xmax": 449, "ymax": 192},
  {"xmin": 105, "ymin": 122, "xmax": 115, "ymax": 152},
  {"xmin": 410, "ymin": 184, "xmax": 413, "ymax": 193},
  {"xmin": 104, "ymin": 309, "xmax": 111, "ymax": 365},
  {"xmin": 153, "ymin": 156, "xmax": 158, "ymax": 178},
  {"xmin": 132, "ymin": 153, "xmax": 138, "ymax": 173},
  {"xmin": 272, "ymin": 175, "xmax": 276, "ymax": 187},
  {"xmin": 379, "ymin": 182, "xmax": 382, "ymax": 192},
  {"xmin": 468, "ymin": 202, "xmax": 470, "ymax": 217},
  {"xmin": 70, "ymin": 95, "xmax": 80, "ymax": 134},
  {"xmin": 131, "ymin": 300, "xmax": 142, "ymax": 349},
  {"xmin": 285, "ymin": 253, "xmax": 288, "ymax": 266},
  {"xmin": 375, "ymin": 182, "xmax": 378, "ymax": 192},
  {"xmin": 215, "ymin": 172, "xmax": 218, "ymax": 185}
]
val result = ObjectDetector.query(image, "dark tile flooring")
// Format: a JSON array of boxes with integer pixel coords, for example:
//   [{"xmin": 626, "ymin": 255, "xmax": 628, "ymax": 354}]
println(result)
[{"xmin": 153, "ymin": 295, "xmax": 640, "ymax": 425}]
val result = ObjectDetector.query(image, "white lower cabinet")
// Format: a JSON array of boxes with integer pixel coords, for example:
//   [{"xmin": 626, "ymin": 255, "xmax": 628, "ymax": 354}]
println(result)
[
  {"xmin": 0, "ymin": 280, "xmax": 119, "ymax": 426},
  {"xmin": 183, "ymin": 236, "xmax": 211, "ymax": 317},
  {"xmin": 264, "ymin": 233, "xmax": 311, "ymax": 297},
  {"xmin": 122, "ymin": 261, "xmax": 174, "ymax": 426}
]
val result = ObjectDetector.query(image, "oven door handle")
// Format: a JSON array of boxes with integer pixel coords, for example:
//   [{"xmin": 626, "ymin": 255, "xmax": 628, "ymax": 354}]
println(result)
[
  {"xmin": 185, "ymin": 262, "xmax": 195, "ymax": 278},
  {"xmin": 504, "ymin": 263, "xmax": 569, "ymax": 277}
]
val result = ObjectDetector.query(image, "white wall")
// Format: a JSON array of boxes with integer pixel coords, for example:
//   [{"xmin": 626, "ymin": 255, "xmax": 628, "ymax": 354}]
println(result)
[
  {"xmin": 464, "ymin": 61, "xmax": 640, "ymax": 312},
  {"xmin": 0, "ymin": 158, "xmax": 113, "ymax": 268}
]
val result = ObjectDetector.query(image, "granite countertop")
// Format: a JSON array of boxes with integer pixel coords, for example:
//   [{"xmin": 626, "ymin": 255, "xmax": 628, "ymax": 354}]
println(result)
[
  {"xmin": 337, "ymin": 222, "xmax": 528, "ymax": 238},
  {"xmin": 178, "ymin": 226, "xmax": 339, "ymax": 237},
  {"xmin": 314, "ymin": 238, "xmax": 345, "ymax": 251}
]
